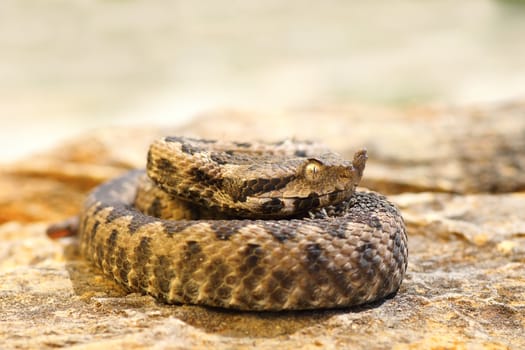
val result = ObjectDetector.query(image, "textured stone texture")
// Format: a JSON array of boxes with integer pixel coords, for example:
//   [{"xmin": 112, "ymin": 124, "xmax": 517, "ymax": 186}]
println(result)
[{"xmin": 1, "ymin": 101, "xmax": 524, "ymax": 349}]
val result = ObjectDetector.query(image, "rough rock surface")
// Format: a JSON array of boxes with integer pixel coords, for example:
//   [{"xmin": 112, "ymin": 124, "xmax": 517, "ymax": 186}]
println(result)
[{"xmin": 1, "ymin": 101, "xmax": 524, "ymax": 349}]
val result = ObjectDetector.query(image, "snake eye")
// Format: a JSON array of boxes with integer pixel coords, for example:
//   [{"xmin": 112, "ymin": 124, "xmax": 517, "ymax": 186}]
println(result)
[{"xmin": 304, "ymin": 159, "xmax": 323, "ymax": 181}]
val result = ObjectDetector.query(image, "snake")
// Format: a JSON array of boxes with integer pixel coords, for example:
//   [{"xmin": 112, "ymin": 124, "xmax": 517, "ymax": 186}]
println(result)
[{"xmin": 74, "ymin": 136, "xmax": 408, "ymax": 311}]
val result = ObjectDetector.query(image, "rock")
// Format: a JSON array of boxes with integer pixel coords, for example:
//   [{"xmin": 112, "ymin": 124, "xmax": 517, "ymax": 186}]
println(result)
[{"xmin": 0, "ymin": 101, "xmax": 524, "ymax": 349}]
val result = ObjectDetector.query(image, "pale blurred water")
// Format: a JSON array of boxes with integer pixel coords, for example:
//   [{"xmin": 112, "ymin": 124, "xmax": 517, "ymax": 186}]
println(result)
[{"xmin": 1, "ymin": 0, "xmax": 525, "ymax": 161}]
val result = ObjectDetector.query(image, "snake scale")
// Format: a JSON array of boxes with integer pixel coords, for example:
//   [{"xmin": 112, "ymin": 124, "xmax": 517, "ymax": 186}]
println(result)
[{"xmin": 77, "ymin": 136, "xmax": 408, "ymax": 311}]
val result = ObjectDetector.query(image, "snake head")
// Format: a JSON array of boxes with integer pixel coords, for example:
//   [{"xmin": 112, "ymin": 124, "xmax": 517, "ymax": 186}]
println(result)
[{"xmin": 236, "ymin": 148, "xmax": 369, "ymax": 216}]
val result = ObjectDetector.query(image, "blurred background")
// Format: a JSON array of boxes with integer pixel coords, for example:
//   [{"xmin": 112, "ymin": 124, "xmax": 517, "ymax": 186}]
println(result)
[{"xmin": 2, "ymin": 0, "xmax": 525, "ymax": 161}]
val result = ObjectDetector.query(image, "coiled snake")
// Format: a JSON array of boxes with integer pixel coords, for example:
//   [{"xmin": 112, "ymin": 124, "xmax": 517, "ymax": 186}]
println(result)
[{"xmin": 73, "ymin": 137, "xmax": 408, "ymax": 311}]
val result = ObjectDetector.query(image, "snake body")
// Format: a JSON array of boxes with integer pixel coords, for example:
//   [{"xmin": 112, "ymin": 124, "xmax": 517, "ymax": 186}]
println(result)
[{"xmin": 78, "ymin": 137, "xmax": 408, "ymax": 311}]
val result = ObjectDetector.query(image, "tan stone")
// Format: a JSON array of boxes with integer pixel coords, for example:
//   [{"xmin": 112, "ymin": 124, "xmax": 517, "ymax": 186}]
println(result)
[{"xmin": 1, "ymin": 101, "xmax": 524, "ymax": 349}]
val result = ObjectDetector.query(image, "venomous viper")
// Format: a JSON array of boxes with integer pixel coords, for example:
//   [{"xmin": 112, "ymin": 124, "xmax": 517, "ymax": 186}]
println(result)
[{"xmin": 58, "ymin": 136, "xmax": 408, "ymax": 311}]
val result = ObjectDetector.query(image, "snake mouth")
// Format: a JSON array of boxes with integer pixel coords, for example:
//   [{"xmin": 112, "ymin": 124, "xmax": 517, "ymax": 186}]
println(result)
[
  {"xmin": 259, "ymin": 188, "xmax": 353, "ymax": 201},
  {"xmin": 211, "ymin": 185, "xmax": 356, "ymax": 218},
  {"xmin": 252, "ymin": 188, "xmax": 354, "ymax": 216}
]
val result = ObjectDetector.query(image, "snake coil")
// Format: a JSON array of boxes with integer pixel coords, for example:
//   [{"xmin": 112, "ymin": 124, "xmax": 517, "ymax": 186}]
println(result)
[{"xmin": 78, "ymin": 137, "xmax": 408, "ymax": 310}]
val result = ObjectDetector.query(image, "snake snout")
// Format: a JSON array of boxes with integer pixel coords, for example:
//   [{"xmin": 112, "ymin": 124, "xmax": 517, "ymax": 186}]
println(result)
[{"xmin": 351, "ymin": 148, "xmax": 368, "ymax": 181}]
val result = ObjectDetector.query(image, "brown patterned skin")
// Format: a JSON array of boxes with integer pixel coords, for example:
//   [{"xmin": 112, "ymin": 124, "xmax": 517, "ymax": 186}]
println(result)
[{"xmin": 78, "ymin": 137, "xmax": 408, "ymax": 311}]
